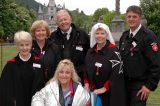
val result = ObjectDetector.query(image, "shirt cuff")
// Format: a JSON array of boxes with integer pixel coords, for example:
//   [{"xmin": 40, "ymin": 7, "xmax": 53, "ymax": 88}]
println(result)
[
  {"xmin": 104, "ymin": 81, "xmax": 109, "ymax": 90},
  {"xmin": 84, "ymin": 79, "xmax": 89, "ymax": 84}
]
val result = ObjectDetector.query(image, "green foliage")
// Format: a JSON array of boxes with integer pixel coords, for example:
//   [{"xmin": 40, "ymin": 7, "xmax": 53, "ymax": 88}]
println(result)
[
  {"xmin": 70, "ymin": 10, "xmax": 93, "ymax": 33},
  {"xmin": 83, "ymin": 16, "xmax": 94, "ymax": 33},
  {"xmin": 71, "ymin": 10, "xmax": 85, "ymax": 27},
  {"xmin": 15, "ymin": 0, "xmax": 39, "ymax": 11},
  {"xmin": 70, "ymin": 8, "xmax": 117, "ymax": 33},
  {"xmin": 70, "ymin": 8, "xmax": 126, "ymax": 33},
  {"xmin": 103, "ymin": 11, "xmax": 115, "ymax": 26},
  {"xmin": 147, "ymin": 83, "xmax": 160, "ymax": 106},
  {"xmin": 93, "ymin": 8, "xmax": 109, "ymax": 21},
  {"xmin": 140, "ymin": 0, "xmax": 160, "ymax": 36},
  {"xmin": 121, "ymin": 14, "xmax": 128, "ymax": 28},
  {"xmin": 0, "ymin": 0, "xmax": 36, "ymax": 40}
]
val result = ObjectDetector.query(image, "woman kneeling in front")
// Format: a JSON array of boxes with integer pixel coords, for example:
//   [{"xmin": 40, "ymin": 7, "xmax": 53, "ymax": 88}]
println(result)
[{"xmin": 32, "ymin": 59, "xmax": 90, "ymax": 106}]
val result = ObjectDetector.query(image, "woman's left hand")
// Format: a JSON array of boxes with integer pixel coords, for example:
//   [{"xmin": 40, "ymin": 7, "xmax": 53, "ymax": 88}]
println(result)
[{"xmin": 93, "ymin": 87, "xmax": 107, "ymax": 94}]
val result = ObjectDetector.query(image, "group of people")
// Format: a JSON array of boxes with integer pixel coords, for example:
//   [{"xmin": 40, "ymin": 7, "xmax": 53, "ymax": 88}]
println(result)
[{"xmin": 0, "ymin": 5, "xmax": 160, "ymax": 106}]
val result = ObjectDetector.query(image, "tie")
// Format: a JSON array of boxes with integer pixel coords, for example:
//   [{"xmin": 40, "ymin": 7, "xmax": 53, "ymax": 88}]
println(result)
[
  {"xmin": 128, "ymin": 33, "xmax": 133, "ymax": 43},
  {"xmin": 63, "ymin": 33, "xmax": 70, "ymax": 58},
  {"xmin": 63, "ymin": 33, "xmax": 68, "ymax": 40},
  {"xmin": 129, "ymin": 33, "xmax": 133, "ymax": 39}
]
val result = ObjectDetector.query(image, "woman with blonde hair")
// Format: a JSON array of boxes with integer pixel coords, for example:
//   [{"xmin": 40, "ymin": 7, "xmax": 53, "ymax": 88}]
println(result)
[
  {"xmin": 30, "ymin": 20, "xmax": 61, "ymax": 82},
  {"xmin": 32, "ymin": 59, "xmax": 90, "ymax": 106}
]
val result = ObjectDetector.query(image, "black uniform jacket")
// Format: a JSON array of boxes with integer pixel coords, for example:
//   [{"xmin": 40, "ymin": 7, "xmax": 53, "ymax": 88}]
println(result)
[
  {"xmin": 50, "ymin": 23, "xmax": 90, "ymax": 76},
  {"xmin": 31, "ymin": 39, "xmax": 61, "ymax": 82},
  {"xmin": 119, "ymin": 26, "xmax": 160, "ymax": 91},
  {"xmin": 0, "ymin": 55, "xmax": 45, "ymax": 106},
  {"xmin": 84, "ymin": 41, "xmax": 127, "ymax": 106}
]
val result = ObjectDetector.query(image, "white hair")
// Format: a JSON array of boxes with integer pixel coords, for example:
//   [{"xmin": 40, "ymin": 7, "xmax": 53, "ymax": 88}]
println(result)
[
  {"xmin": 14, "ymin": 31, "xmax": 32, "ymax": 44},
  {"xmin": 90, "ymin": 23, "xmax": 115, "ymax": 48}
]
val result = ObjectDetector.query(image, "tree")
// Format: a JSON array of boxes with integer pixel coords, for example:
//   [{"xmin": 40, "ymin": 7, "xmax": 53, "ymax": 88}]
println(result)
[
  {"xmin": 140, "ymin": 0, "xmax": 160, "ymax": 36},
  {"xmin": 93, "ymin": 8, "xmax": 109, "ymax": 21},
  {"xmin": 103, "ymin": 11, "xmax": 115, "ymax": 26},
  {"xmin": 70, "ymin": 10, "xmax": 93, "ymax": 33},
  {"xmin": 0, "ymin": 0, "xmax": 36, "ymax": 40}
]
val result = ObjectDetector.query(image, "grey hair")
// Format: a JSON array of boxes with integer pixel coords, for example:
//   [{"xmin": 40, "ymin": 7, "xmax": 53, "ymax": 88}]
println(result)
[
  {"xmin": 14, "ymin": 31, "xmax": 32, "ymax": 44},
  {"xmin": 54, "ymin": 9, "xmax": 72, "ymax": 23}
]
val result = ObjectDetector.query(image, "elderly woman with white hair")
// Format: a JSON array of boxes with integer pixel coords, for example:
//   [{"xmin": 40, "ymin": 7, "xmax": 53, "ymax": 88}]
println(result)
[
  {"xmin": 0, "ymin": 31, "xmax": 45, "ymax": 106},
  {"xmin": 31, "ymin": 59, "xmax": 90, "ymax": 106},
  {"xmin": 84, "ymin": 23, "xmax": 127, "ymax": 106}
]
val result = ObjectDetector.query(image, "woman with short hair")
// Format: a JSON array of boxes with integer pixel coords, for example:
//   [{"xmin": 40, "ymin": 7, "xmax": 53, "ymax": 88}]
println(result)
[{"xmin": 0, "ymin": 31, "xmax": 45, "ymax": 106}]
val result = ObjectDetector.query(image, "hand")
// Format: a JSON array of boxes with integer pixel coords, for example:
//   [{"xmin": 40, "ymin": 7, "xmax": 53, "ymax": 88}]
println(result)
[
  {"xmin": 84, "ymin": 83, "xmax": 90, "ymax": 92},
  {"xmin": 136, "ymin": 85, "xmax": 150, "ymax": 101},
  {"xmin": 93, "ymin": 87, "xmax": 107, "ymax": 94}
]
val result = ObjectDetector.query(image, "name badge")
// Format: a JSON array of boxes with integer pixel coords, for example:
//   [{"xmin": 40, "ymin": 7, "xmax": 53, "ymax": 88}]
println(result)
[
  {"xmin": 76, "ymin": 46, "xmax": 83, "ymax": 51},
  {"xmin": 33, "ymin": 63, "xmax": 41, "ymax": 68},
  {"xmin": 95, "ymin": 62, "xmax": 102, "ymax": 68},
  {"xmin": 42, "ymin": 51, "xmax": 45, "ymax": 55},
  {"xmin": 132, "ymin": 41, "xmax": 137, "ymax": 47}
]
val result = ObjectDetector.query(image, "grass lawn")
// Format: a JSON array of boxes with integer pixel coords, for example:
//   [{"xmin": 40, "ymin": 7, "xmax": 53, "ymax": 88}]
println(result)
[
  {"xmin": 0, "ymin": 45, "xmax": 17, "ymax": 74},
  {"xmin": 147, "ymin": 84, "xmax": 160, "ymax": 106},
  {"xmin": 0, "ymin": 45, "xmax": 160, "ymax": 105}
]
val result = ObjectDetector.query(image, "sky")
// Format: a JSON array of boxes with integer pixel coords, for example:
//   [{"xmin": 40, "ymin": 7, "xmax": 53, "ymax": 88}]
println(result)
[{"xmin": 35, "ymin": 0, "xmax": 140, "ymax": 15}]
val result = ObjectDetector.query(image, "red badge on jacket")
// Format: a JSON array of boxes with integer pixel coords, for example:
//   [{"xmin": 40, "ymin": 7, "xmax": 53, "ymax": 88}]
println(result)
[{"xmin": 151, "ymin": 43, "xmax": 158, "ymax": 52}]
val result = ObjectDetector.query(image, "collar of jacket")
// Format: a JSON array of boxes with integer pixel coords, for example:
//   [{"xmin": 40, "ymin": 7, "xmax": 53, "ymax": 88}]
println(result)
[
  {"xmin": 90, "ymin": 40, "xmax": 111, "ymax": 54},
  {"xmin": 15, "ymin": 54, "xmax": 35, "ymax": 65},
  {"xmin": 56, "ymin": 23, "xmax": 81, "ymax": 36},
  {"xmin": 125, "ymin": 26, "xmax": 147, "ymax": 44},
  {"xmin": 32, "ymin": 39, "xmax": 53, "ymax": 51}
]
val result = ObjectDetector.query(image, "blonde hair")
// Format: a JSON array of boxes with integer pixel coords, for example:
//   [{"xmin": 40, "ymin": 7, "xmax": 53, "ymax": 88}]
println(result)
[
  {"xmin": 14, "ymin": 31, "xmax": 32, "ymax": 45},
  {"xmin": 49, "ymin": 59, "xmax": 80, "ymax": 83},
  {"xmin": 30, "ymin": 20, "xmax": 50, "ymax": 39}
]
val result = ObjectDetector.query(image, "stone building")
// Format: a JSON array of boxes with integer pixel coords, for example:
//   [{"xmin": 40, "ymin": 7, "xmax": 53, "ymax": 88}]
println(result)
[{"xmin": 37, "ymin": 0, "xmax": 65, "ymax": 31}]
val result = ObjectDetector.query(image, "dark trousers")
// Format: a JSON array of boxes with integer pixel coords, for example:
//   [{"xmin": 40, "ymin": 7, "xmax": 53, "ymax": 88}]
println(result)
[
  {"xmin": 126, "ymin": 79, "xmax": 147, "ymax": 106},
  {"xmin": 127, "ymin": 89, "xmax": 146, "ymax": 106}
]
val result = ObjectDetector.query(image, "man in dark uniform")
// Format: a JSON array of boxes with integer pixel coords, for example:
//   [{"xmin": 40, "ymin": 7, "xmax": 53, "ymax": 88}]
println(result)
[
  {"xmin": 50, "ymin": 9, "xmax": 90, "ymax": 83},
  {"xmin": 119, "ymin": 5, "xmax": 160, "ymax": 106}
]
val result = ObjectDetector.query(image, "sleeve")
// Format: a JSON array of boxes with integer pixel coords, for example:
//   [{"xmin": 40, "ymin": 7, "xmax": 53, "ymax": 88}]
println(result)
[
  {"xmin": 143, "ymin": 35, "xmax": 160, "ymax": 91},
  {"xmin": 48, "ymin": 44, "xmax": 62, "ymax": 81},
  {"xmin": 75, "ymin": 31, "xmax": 90, "ymax": 75},
  {"xmin": 31, "ymin": 87, "xmax": 46, "ymax": 106},
  {"xmin": 72, "ymin": 85, "xmax": 90, "ymax": 106},
  {"xmin": 54, "ymin": 44, "xmax": 62, "ymax": 67},
  {"xmin": 83, "ymin": 53, "xmax": 89, "ymax": 85},
  {"xmin": 84, "ymin": 79, "xmax": 89, "ymax": 85},
  {"xmin": 83, "ymin": 31, "xmax": 90, "ymax": 55},
  {"xmin": 32, "ymin": 61, "xmax": 45, "ymax": 96},
  {"xmin": 0, "ymin": 63, "xmax": 15, "ymax": 106},
  {"xmin": 118, "ymin": 32, "xmax": 125, "ymax": 50},
  {"xmin": 109, "ymin": 50, "xmax": 127, "ymax": 106},
  {"xmin": 103, "ymin": 81, "xmax": 109, "ymax": 90}
]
